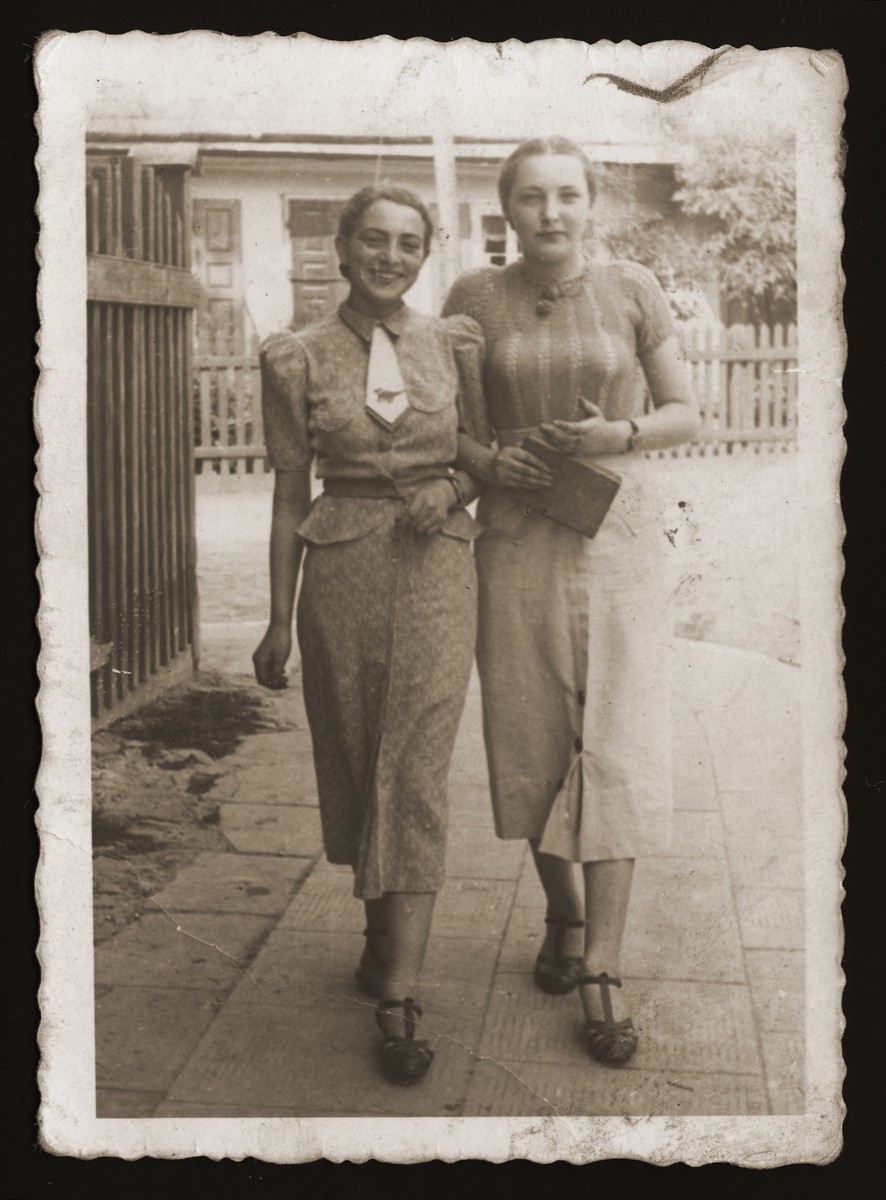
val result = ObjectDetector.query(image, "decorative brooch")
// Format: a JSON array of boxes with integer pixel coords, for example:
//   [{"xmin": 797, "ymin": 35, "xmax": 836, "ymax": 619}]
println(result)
[
  {"xmin": 534, "ymin": 269, "xmax": 588, "ymax": 317},
  {"xmin": 536, "ymin": 286, "xmax": 559, "ymax": 317}
]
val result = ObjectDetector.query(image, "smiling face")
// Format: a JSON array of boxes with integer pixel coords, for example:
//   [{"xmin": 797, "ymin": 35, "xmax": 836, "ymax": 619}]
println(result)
[
  {"xmin": 336, "ymin": 199, "xmax": 429, "ymax": 317},
  {"xmin": 505, "ymin": 154, "xmax": 593, "ymax": 274}
]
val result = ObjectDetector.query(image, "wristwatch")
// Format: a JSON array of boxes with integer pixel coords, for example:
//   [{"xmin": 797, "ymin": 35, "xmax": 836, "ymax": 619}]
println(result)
[
  {"xmin": 626, "ymin": 419, "xmax": 641, "ymax": 453},
  {"xmin": 446, "ymin": 474, "xmax": 467, "ymax": 507}
]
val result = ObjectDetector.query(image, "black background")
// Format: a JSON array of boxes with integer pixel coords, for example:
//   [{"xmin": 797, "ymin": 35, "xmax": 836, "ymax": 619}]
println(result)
[{"xmin": 7, "ymin": 2, "xmax": 883, "ymax": 1194}]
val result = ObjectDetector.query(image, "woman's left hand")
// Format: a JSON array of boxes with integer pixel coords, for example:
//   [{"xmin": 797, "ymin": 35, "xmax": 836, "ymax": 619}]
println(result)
[
  {"xmin": 540, "ymin": 400, "xmax": 627, "ymax": 458},
  {"xmin": 400, "ymin": 479, "xmax": 454, "ymax": 536}
]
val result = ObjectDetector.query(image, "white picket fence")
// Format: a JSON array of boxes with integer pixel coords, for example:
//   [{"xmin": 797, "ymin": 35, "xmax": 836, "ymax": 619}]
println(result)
[{"xmin": 193, "ymin": 322, "xmax": 798, "ymax": 476}]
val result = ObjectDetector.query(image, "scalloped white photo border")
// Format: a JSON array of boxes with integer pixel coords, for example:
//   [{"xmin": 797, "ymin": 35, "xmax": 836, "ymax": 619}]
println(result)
[{"xmin": 34, "ymin": 33, "xmax": 846, "ymax": 1164}]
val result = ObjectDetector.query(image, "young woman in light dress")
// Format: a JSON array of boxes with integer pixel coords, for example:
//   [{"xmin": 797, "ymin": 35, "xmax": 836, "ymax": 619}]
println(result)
[{"xmin": 446, "ymin": 138, "xmax": 700, "ymax": 1064}]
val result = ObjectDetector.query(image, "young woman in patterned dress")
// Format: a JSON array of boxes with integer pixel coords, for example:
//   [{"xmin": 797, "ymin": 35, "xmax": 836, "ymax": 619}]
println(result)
[
  {"xmin": 253, "ymin": 185, "xmax": 487, "ymax": 1085},
  {"xmin": 445, "ymin": 138, "xmax": 700, "ymax": 1065}
]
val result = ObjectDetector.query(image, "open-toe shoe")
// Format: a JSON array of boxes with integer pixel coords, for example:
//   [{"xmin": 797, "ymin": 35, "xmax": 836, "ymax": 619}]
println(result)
[
  {"xmin": 580, "ymin": 972, "xmax": 638, "ymax": 1066},
  {"xmin": 534, "ymin": 916, "xmax": 585, "ymax": 995}
]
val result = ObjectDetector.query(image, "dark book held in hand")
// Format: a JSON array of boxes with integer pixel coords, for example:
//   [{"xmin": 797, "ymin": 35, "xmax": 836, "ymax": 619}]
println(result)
[{"xmin": 521, "ymin": 435, "xmax": 622, "ymax": 539}]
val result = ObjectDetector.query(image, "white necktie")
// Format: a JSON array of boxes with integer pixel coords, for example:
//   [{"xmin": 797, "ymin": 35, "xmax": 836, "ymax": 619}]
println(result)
[{"xmin": 365, "ymin": 324, "xmax": 410, "ymax": 431}]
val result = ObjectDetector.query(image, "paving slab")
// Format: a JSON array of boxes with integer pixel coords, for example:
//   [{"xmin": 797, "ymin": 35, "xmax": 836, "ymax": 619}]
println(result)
[
  {"xmin": 502, "ymin": 855, "xmax": 744, "ymax": 984},
  {"xmin": 670, "ymin": 734, "xmax": 719, "ymax": 793},
  {"xmin": 496, "ymin": 906, "xmax": 546, "ymax": 975},
  {"xmin": 153, "ymin": 1101, "xmax": 382, "ymax": 1118},
  {"xmin": 760, "ymin": 1030, "xmax": 806, "ymax": 1113},
  {"xmin": 479, "ymin": 974, "xmax": 585, "ymax": 1067},
  {"xmin": 448, "ymin": 692, "xmax": 491, "ymax": 789},
  {"xmin": 225, "ymin": 928, "xmax": 376, "ymax": 1011},
  {"xmin": 278, "ymin": 864, "xmax": 361, "ymax": 932},
  {"xmin": 210, "ymin": 759, "xmax": 319, "ymax": 806},
  {"xmin": 712, "ymin": 740, "xmax": 801, "ymax": 794},
  {"xmin": 650, "ymin": 809, "xmax": 726, "ymax": 860},
  {"xmin": 722, "ymin": 784, "xmax": 801, "ymax": 824},
  {"xmin": 423, "ymin": 935, "xmax": 503, "ymax": 1043},
  {"xmin": 445, "ymin": 825, "xmax": 526, "ymax": 880},
  {"xmin": 220, "ymin": 803, "xmax": 324, "ymax": 856},
  {"xmin": 480, "ymin": 973, "xmax": 763, "ymax": 1075},
  {"xmin": 673, "ymin": 785, "xmax": 721, "ymax": 812},
  {"xmin": 96, "ymin": 1088, "xmax": 164, "ymax": 1118},
  {"xmin": 164, "ymin": 1002, "xmax": 480, "ymax": 1117},
  {"xmin": 512, "ymin": 859, "xmax": 561, "ymax": 909},
  {"xmin": 720, "ymin": 792, "xmax": 803, "ymax": 889},
  {"xmin": 695, "ymin": 655, "xmax": 801, "ymax": 792},
  {"xmin": 150, "ymin": 852, "xmax": 313, "ymax": 916},
  {"xmin": 95, "ymin": 912, "xmax": 272, "ymax": 989},
  {"xmin": 464, "ymin": 1058, "xmax": 768, "ymax": 1117},
  {"xmin": 311, "ymin": 858, "xmax": 353, "ymax": 875},
  {"xmin": 447, "ymin": 783, "xmax": 499, "ymax": 830},
  {"xmin": 431, "ymin": 877, "xmax": 515, "ymax": 940},
  {"xmin": 735, "ymin": 887, "xmax": 804, "ymax": 950},
  {"xmin": 226, "ymin": 733, "xmax": 312, "ymax": 768},
  {"xmin": 744, "ymin": 949, "xmax": 805, "ymax": 1034},
  {"xmin": 95, "ymin": 985, "xmax": 224, "ymax": 1092},
  {"xmin": 224, "ymin": 928, "xmax": 493, "ymax": 1047},
  {"xmin": 423, "ymin": 931, "xmax": 502, "ymax": 993},
  {"xmin": 199, "ymin": 622, "xmax": 271, "ymax": 678},
  {"xmin": 675, "ymin": 636, "xmax": 798, "ymax": 704},
  {"xmin": 281, "ymin": 863, "xmax": 515, "ymax": 939},
  {"xmin": 448, "ymin": 752, "xmax": 490, "ymax": 790},
  {"xmin": 624, "ymin": 856, "xmax": 745, "ymax": 982}
]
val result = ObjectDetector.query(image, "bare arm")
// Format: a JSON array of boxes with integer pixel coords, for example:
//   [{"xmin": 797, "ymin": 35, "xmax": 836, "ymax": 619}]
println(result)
[
  {"xmin": 252, "ymin": 468, "xmax": 312, "ymax": 688},
  {"xmin": 455, "ymin": 430, "xmax": 554, "ymax": 491},
  {"xmin": 454, "ymin": 435, "xmax": 494, "ymax": 499},
  {"xmin": 631, "ymin": 334, "xmax": 701, "ymax": 448}
]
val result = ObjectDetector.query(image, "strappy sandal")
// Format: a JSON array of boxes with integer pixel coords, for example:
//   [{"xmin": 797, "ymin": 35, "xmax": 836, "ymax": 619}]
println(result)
[
  {"xmin": 375, "ymin": 998, "xmax": 434, "ymax": 1085},
  {"xmin": 533, "ymin": 916, "xmax": 585, "ymax": 995},
  {"xmin": 579, "ymin": 972, "xmax": 639, "ymax": 1066},
  {"xmin": 355, "ymin": 927, "xmax": 387, "ymax": 997}
]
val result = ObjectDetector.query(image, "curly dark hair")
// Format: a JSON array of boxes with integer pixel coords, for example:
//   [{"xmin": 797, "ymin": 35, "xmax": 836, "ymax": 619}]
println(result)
[
  {"xmin": 497, "ymin": 136, "xmax": 597, "ymax": 214},
  {"xmin": 336, "ymin": 184, "xmax": 434, "ymax": 279}
]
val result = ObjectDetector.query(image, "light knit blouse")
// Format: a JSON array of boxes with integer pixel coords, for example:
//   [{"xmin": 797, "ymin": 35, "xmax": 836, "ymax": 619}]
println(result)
[{"xmin": 441, "ymin": 259, "xmax": 676, "ymax": 436}]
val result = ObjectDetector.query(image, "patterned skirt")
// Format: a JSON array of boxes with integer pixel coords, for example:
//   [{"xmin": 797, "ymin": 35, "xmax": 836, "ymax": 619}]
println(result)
[
  {"xmin": 296, "ymin": 513, "xmax": 477, "ymax": 899},
  {"xmin": 474, "ymin": 463, "xmax": 679, "ymax": 862}
]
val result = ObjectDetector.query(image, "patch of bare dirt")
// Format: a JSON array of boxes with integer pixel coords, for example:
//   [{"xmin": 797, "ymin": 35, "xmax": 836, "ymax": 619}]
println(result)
[{"xmin": 92, "ymin": 673, "xmax": 296, "ymax": 942}]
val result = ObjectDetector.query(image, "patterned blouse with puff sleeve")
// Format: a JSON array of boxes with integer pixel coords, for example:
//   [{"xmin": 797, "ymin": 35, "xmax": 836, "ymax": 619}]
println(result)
[
  {"xmin": 257, "ymin": 302, "xmax": 491, "ymax": 899},
  {"xmin": 259, "ymin": 302, "xmax": 490, "ymax": 545}
]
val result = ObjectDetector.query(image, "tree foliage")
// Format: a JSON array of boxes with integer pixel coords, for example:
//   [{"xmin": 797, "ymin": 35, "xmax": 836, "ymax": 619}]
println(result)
[{"xmin": 596, "ymin": 138, "xmax": 796, "ymax": 325}]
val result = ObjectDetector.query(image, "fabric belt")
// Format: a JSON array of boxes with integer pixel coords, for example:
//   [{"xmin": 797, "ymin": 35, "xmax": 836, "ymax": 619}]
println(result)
[{"xmin": 322, "ymin": 476, "xmax": 448, "ymax": 500}]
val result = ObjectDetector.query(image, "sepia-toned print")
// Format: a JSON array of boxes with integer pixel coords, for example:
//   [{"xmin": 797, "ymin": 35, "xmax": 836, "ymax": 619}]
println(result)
[{"xmin": 35, "ymin": 35, "xmax": 845, "ymax": 1164}]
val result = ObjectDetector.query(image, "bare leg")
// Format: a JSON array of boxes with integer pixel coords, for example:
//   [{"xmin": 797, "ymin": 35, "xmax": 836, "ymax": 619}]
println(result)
[
  {"xmin": 376, "ymin": 891, "xmax": 436, "ymax": 1036},
  {"xmin": 361, "ymin": 896, "xmax": 390, "ymax": 978},
  {"xmin": 579, "ymin": 858, "xmax": 635, "ymax": 1024},
  {"xmin": 529, "ymin": 839, "xmax": 584, "ymax": 961}
]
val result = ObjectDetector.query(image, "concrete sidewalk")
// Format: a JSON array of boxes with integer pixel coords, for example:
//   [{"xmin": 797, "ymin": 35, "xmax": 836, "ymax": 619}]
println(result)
[{"xmin": 94, "ymin": 635, "xmax": 804, "ymax": 1120}]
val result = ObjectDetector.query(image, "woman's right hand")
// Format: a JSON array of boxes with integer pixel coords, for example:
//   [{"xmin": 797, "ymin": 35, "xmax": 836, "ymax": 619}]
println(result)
[
  {"xmin": 252, "ymin": 624, "xmax": 292, "ymax": 690},
  {"xmin": 489, "ymin": 446, "xmax": 554, "ymax": 490}
]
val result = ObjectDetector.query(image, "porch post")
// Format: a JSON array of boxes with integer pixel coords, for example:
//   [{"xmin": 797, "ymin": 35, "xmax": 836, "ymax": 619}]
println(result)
[{"xmin": 431, "ymin": 127, "xmax": 461, "ymax": 300}]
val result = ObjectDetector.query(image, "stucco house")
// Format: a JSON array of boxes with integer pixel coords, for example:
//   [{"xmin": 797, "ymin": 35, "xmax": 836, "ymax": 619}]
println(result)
[
  {"xmin": 86, "ymin": 128, "xmax": 790, "ymax": 482},
  {"xmin": 86, "ymin": 130, "xmax": 700, "ymax": 359}
]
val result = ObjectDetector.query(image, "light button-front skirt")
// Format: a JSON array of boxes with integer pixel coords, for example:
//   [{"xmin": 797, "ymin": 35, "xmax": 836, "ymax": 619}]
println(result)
[{"xmin": 475, "ymin": 460, "xmax": 679, "ymax": 863}]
